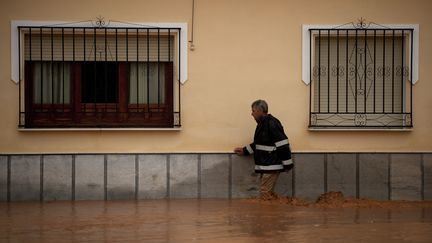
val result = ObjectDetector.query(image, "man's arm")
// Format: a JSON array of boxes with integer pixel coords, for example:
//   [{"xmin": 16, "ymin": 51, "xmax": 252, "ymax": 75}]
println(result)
[
  {"xmin": 234, "ymin": 143, "xmax": 255, "ymax": 156},
  {"xmin": 269, "ymin": 120, "xmax": 293, "ymax": 169}
]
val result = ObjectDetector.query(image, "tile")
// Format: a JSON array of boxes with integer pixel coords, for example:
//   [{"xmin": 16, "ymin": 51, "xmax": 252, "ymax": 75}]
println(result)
[
  {"xmin": 201, "ymin": 154, "xmax": 229, "ymax": 198},
  {"xmin": 138, "ymin": 155, "xmax": 168, "ymax": 199},
  {"xmin": 107, "ymin": 155, "xmax": 135, "ymax": 200},
  {"xmin": 10, "ymin": 155, "xmax": 40, "ymax": 201},
  {"xmin": 75, "ymin": 155, "xmax": 104, "ymax": 200},
  {"xmin": 169, "ymin": 154, "xmax": 198, "ymax": 198},
  {"xmin": 43, "ymin": 155, "xmax": 72, "ymax": 201}
]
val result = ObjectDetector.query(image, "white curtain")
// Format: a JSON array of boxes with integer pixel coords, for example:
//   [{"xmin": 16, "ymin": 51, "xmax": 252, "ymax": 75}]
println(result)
[
  {"xmin": 129, "ymin": 62, "xmax": 166, "ymax": 104},
  {"xmin": 32, "ymin": 62, "xmax": 71, "ymax": 104}
]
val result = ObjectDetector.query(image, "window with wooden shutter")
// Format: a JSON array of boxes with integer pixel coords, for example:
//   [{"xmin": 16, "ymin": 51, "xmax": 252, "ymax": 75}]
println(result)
[{"xmin": 19, "ymin": 26, "xmax": 181, "ymax": 128}]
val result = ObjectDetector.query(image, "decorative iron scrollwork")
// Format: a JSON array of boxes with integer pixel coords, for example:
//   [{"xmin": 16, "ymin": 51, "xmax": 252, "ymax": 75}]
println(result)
[
  {"xmin": 377, "ymin": 66, "xmax": 391, "ymax": 78},
  {"xmin": 349, "ymin": 66, "xmax": 356, "ymax": 78},
  {"xmin": 313, "ymin": 66, "xmax": 327, "ymax": 77},
  {"xmin": 354, "ymin": 114, "xmax": 367, "ymax": 126},
  {"xmin": 366, "ymin": 66, "xmax": 374, "ymax": 78},
  {"xmin": 93, "ymin": 16, "xmax": 109, "ymax": 28},
  {"xmin": 331, "ymin": 66, "xmax": 345, "ymax": 77},
  {"xmin": 355, "ymin": 17, "xmax": 369, "ymax": 29},
  {"xmin": 396, "ymin": 66, "xmax": 409, "ymax": 77},
  {"xmin": 404, "ymin": 114, "xmax": 412, "ymax": 126},
  {"xmin": 310, "ymin": 114, "xmax": 317, "ymax": 126}
]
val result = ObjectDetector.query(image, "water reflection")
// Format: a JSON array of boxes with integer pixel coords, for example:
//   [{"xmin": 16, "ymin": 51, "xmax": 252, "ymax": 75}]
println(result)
[{"xmin": 0, "ymin": 200, "xmax": 431, "ymax": 242}]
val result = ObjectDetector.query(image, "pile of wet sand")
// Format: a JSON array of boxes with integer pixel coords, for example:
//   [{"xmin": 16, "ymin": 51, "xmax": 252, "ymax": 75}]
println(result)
[{"xmin": 247, "ymin": 191, "xmax": 432, "ymax": 208}]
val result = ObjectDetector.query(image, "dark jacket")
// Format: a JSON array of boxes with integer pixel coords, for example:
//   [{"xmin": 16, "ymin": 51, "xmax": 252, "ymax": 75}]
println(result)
[{"xmin": 242, "ymin": 114, "xmax": 293, "ymax": 173}]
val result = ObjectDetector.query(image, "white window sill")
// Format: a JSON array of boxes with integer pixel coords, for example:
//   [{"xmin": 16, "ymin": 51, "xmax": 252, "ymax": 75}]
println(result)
[
  {"xmin": 308, "ymin": 127, "xmax": 412, "ymax": 132},
  {"xmin": 18, "ymin": 127, "xmax": 182, "ymax": 132}
]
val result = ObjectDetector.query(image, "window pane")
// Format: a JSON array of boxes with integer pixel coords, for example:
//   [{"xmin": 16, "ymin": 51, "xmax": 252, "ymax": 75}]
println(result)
[
  {"xmin": 81, "ymin": 62, "xmax": 118, "ymax": 103},
  {"xmin": 32, "ymin": 61, "xmax": 71, "ymax": 104},
  {"xmin": 129, "ymin": 62, "xmax": 166, "ymax": 104}
]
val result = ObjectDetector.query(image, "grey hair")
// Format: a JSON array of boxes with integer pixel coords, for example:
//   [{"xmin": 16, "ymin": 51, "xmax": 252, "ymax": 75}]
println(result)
[{"xmin": 251, "ymin": 99, "xmax": 268, "ymax": 113}]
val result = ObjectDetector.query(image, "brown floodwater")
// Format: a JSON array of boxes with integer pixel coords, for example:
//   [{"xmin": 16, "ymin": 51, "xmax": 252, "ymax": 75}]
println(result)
[{"xmin": 1, "ymin": 199, "xmax": 431, "ymax": 243}]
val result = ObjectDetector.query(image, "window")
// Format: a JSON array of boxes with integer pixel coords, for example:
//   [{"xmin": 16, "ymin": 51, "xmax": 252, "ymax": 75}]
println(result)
[
  {"xmin": 305, "ymin": 24, "xmax": 417, "ymax": 129},
  {"xmin": 17, "ymin": 24, "xmax": 183, "ymax": 128}
]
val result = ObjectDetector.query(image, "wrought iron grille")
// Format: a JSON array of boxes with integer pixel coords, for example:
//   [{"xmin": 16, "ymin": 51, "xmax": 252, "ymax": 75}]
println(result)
[
  {"xmin": 309, "ymin": 27, "xmax": 413, "ymax": 128},
  {"xmin": 18, "ymin": 25, "xmax": 181, "ymax": 128}
]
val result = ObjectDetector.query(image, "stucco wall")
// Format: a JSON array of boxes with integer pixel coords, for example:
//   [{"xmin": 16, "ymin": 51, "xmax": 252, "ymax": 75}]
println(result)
[{"xmin": 1, "ymin": 0, "xmax": 431, "ymax": 153}]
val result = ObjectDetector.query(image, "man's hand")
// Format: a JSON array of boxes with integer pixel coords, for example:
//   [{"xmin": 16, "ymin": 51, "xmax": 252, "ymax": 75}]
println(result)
[{"xmin": 233, "ymin": 147, "xmax": 244, "ymax": 156}]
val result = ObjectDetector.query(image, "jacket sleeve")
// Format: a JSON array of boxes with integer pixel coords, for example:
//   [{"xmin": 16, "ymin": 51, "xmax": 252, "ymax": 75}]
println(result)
[
  {"xmin": 242, "ymin": 143, "xmax": 255, "ymax": 156},
  {"xmin": 268, "ymin": 119, "xmax": 293, "ymax": 170}
]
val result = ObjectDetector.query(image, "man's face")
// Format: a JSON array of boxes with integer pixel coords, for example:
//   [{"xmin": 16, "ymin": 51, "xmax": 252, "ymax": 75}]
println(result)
[{"xmin": 251, "ymin": 107, "xmax": 265, "ymax": 123}]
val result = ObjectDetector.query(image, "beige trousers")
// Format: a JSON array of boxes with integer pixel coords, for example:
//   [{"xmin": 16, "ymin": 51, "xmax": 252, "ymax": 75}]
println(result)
[{"xmin": 260, "ymin": 172, "xmax": 280, "ymax": 199}]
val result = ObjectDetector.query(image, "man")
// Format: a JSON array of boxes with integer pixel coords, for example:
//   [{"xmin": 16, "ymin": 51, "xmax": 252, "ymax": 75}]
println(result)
[{"xmin": 234, "ymin": 99, "xmax": 293, "ymax": 200}]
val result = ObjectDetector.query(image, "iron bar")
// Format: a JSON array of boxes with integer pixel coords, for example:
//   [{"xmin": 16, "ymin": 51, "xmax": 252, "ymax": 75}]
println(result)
[
  {"xmin": 382, "ymin": 30, "xmax": 386, "ymax": 113},
  {"xmin": 147, "ymin": 29, "xmax": 150, "ymax": 111},
  {"xmin": 115, "ymin": 28, "xmax": 118, "ymax": 112},
  {"xmin": 62, "ymin": 28, "xmax": 65, "ymax": 112},
  {"xmin": 410, "ymin": 30, "xmax": 413, "ymax": 126},
  {"xmin": 401, "ymin": 30, "xmax": 404, "ymax": 113},
  {"xmin": 83, "ymin": 28, "xmax": 86, "ymax": 114},
  {"xmin": 29, "ymin": 28, "xmax": 32, "ymax": 62},
  {"xmin": 40, "ymin": 27, "xmax": 43, "ymax": 107},
  {"xmin": 364, "ymin": 30, "xmax": 367, "ymax": 113},
  {"xmin": 104, "ymin": 28, "xmax": 107, "ymax": 111},
  {"xmin": 18, "ymin": 28, "xmax": 22, "ymax": 125},
  {"xmin": 327, "ymin": 30, "xmax": 330, "ymax": 113},
  {"xmin": 168, "ymin": 29, "xmax": 171, "ymax": 62},
  {"xmin": 178, "ymin": 29, "xmax": 181, "ymax": 126},
  {"xmin": 136, "ymin": 28, "xmax": 139, "ymax": 109},
  {"xmin": 93, "ymin": 28, "xmax": 96, "ymax": 110},
  {"xmin": 318, "ymin": 30, "xmax": 321, "ymax": 113},
  {"xmin": 355, "ymin": 29, "xmax": 358, "ymax": 113},
  {"xmin": 51, "ymin": 28, "xmax": 54, "ymax": 106},
  {"xmin": 346, "ymin": 30, "xmax": 348, "ymax": 113},
  {"xmin": 168, "ymin": 29, "xmax": 171, "ymax": 115},
  {"xmin": 336, "ymin": 30, "xmax": 339, "ymax": 113},
  {"xmin": 309, "ymin": 30, "xmax": 312, "ymax": 126},
  {"xmin": 373, "ymin": 30, "xmax": 376, "ymax": 113},
  {"xmin": 392, "ymin": 30, "xmax": 395, "ymax": 113},
  {"xmin": 73, "ymin": 28, "xmax": 75, "ymax": 116},
  {"xmin": 126, "ymin": 29, "xmax": 129, "ymax": 115},
  {"xmin": 105, "ymin": 28, "xmax": 108, "ymax": 111},
  {"xmin": 158, "ymin": 28, "xmax": 160, "ymax": 108}
]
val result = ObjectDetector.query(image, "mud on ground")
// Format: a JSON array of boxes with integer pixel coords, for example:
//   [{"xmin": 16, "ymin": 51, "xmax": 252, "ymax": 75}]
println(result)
[{"xmin": 245, "ymin": 191, "xmax": 432, "ymax": 208}]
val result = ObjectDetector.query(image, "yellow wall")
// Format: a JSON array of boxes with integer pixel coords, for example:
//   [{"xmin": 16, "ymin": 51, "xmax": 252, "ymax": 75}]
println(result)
[{"xmin": 1, "ymin": 0, "xmax": 432, "ymax": 153}]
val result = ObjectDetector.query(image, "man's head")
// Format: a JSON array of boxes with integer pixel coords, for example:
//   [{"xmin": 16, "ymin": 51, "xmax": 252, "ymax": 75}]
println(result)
[{"xmin": 251, "ymin": 99, "xmax": 268, "ymax": 123}]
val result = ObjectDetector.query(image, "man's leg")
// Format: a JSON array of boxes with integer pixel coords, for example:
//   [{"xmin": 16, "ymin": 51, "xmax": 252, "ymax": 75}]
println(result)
[{"xmin": 260, "ymin": 172, "xmax": 280, "ymax": 199}]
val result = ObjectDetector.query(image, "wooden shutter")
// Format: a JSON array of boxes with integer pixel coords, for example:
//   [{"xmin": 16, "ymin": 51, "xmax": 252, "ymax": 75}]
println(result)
[
  {"xmin": 312, "ymin": 31, "xmax": 408, "ymax": 126},
  {"xmin": 24, "ymin": 29, "xmax": 175, "ymax": 62}
]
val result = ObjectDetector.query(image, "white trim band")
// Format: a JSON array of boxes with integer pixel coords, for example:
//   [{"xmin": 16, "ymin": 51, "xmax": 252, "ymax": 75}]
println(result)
[
  {"xmin": 254, "ymin": 164, "xmax": 284, "ymax": 170},
  {"xmin": 275, "ymin": 139, "xmax": 289, "ymax": 147},
  {"xmin": 282, "ymin": 159, "xmax": 293, "ymax": 165},
  {"xmin": 246, "ymin": 144, "xmax": 254, "ymax": 154},
  {"xmin": 255, "ymin": 144, "xmax": 276, "ymax": 152}
]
